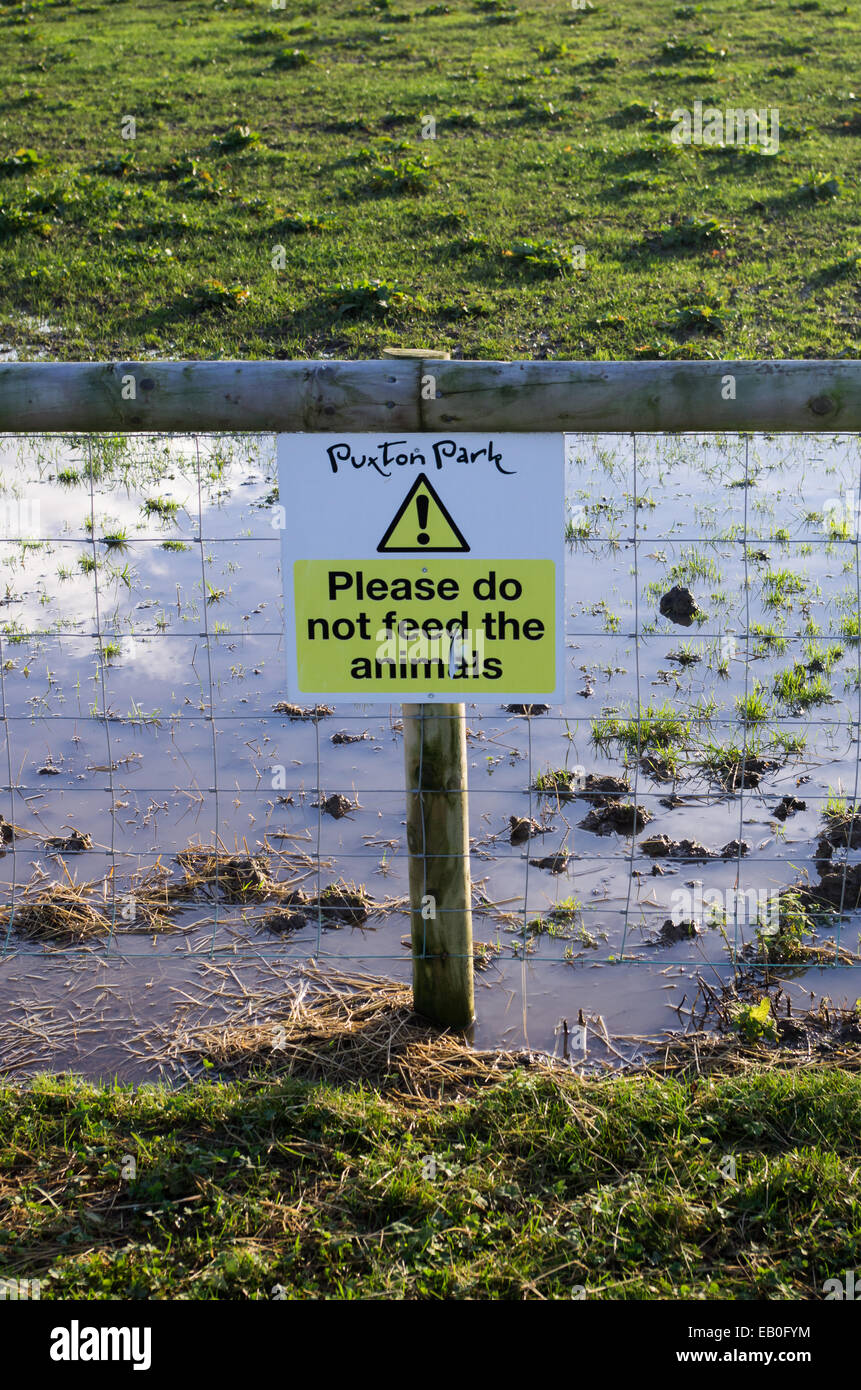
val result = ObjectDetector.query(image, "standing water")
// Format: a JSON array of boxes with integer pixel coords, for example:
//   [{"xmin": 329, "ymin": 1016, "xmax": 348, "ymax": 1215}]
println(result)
[{"xmin": 0, "ymin": 430, "xmax": 859, "ymax": 1080}]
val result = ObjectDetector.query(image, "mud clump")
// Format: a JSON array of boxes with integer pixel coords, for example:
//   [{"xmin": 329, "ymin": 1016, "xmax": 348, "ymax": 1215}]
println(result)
[
  {"xmin": 580, "ymin": 801, "xmax": 654, "ymax": 835},
  {"xmin": 261, "ymin": 888, "xmax": 310, "ymax": 932},
  {"xmin": 659, "ymin": 918, "xmax": 700, "ymax": 943},
  {"xmin": 732, "ymin": 758, "xmax": 776, "ymax": 790},
  {"xmin": 331, "ymin": 730, "xmax": 369, "ymax": 745},
  {"xmin": 509, "ymin": 816, "xmax": 544, "ymax": 845},
  {"xmin": 528, "ymin": 851, "xmax": 570, "ymax": 874},
  {"xmin": 810, "ymin": 865, "xmax": 861, "ymax": 910},
  {"xmin": 659, "ymin": 585, "xmax": 699, "ymax": 627},
  {"xmin": 505, "ymin": 704, "xmax": 550, "ymax": 716},
  {"xmin": 820, "ymin": 809, "xmax": 861, "ymax": 849},
  {"xmin": 320, "ymin": 793, "xmax": 355, "ymax": 820},
  {"xmin": 273, "ymin": 702, "xmax": 334, "ymax": 720},
  {"xmin": 773, "ymin": 795, "xmax": 806, "ymax": 821},
  {"xmin": 4, "ymin": 878, "xmax": 176, "ymax": 942},
  {"xmin": 45, "ymin": 828, "xmax": 93, "ymax": 853},
  {"xmin": 667, "ymin": 646, "xmax": 702, "ymax": 667},
  {"xmin": 533, "ymin": 769, "xmax": 578, "ymax": 800},
  {"xmin": 639, "ymin": 756, "xmax": 676, "ymax": 782},
  {"xmin": 774, "ymin": 1004, "xmax": 861, "ymax": 1047},
  {"xmin": 720, "ymin": 839, "xmax": 749, "ymax": 859},
  {"xmin": 11, "ymin": 896, "xmax": 106, "ymax": 943},
  {"xmin": 261, "ymin": 910, "xmax": 308, "ymax": 934},
  {"xmin": 665, "ymin": 977, "xmax": 861, "ymax": 1063},
  {"xmin": 640, "ymin": 834, "xmax": 748, "ymax": 860},
  {"xmin": 639, "ymin": 833, "xmax": 711, "ymax": 861},
  {"xmin": 177, "ymin": 848, "xmax": 272, "ymax": 900},
  {"xmin": 314, "ymin": 880, "xmax": 373, "ymax": 926},
  {"xmin": 707, "ymin": 755, "xmax": 779, "ymax": 791},
  {"xmin": 578, "ymin": 773, "xmax": 630, "ymax": 804},
  {"xmin": 473, "ymin": 940, "xmax": 504, "ymax": 971}
]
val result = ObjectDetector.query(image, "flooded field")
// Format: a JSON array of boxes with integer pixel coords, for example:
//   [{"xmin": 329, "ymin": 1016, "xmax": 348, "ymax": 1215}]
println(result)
[{"xmin": 0, "ymin": 430, "xmax": 860, "ymax": 1081}]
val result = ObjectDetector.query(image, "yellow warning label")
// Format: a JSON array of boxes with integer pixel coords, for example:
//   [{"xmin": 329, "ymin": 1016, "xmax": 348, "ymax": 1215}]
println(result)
[
  {"xmin": 293, "ymin": 559, "xmax": 556, "ymax": 694},
  {"xmin": 377, "ymin": 476, "xmax": 469, "ymax": 553}
]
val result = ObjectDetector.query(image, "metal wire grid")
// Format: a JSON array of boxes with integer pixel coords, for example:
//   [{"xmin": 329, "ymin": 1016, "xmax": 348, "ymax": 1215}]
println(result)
[{"xmin": 0, "ymin": 429, "xmax": 857, "ymax": 997}]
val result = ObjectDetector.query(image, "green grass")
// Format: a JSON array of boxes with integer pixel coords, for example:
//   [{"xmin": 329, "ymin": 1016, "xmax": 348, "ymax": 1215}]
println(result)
[
  {"xmin": 823, "ymin": 790, "xmax": 861, "ymax": 826},
  {"xmin": 750, "ymin": 621, "xmax": 788, "ymax": 657},
  {"xmin": 0, "ymin": 0, "xmax": 859, "ymax": 359},
  {"xmin": 667, "ymin": 547, "xmax": 722, "ymax": 586},
  {"xmin": 772, "ymin": 662, "xmax": 833, "ymax": 710},
  {"xmin": 770, "ymin": 728, "xmax": 807, "ymax": 756},
  {"xmin": 592, "ymin": 700, "xmax": 691, "ymax": 754},
  {"xmin": 100, "ymin": 528, "xmax": 129, "ymax": 549},
  {"xmin": 729, "ymin": 997, "xmax": 778, "ymax": 1044},
  {"xmin": 667, "ymin": 640, "xmax": 702, "ymax": 665},
  {"xmin": 751, "ymin": 888, "xmax": 821, "ymax": 964},
  {"xmin": 142, "ymin": 496, "xmax": 180, "ymax": 521},
  {"xmin": 698, "ymin": 736, "xmax": 763, "ymax": 784},
  {"xmin": 762, "ymin": 568, "xmax": 808, "ymax": 610},
  {"xmin": 533, "ymin": 766, "xmax": 578, "ymax": 798},
  {"xmin": 802, "ymin": 638, "xmax": 843, "ymax": 673},
  {"xmin": 1, "ymin": 1066, "xmax": 859, "ymax": 1299},
  {"xmin": 523, "ymin": 894, "xmax": 588, "ymax": 939},
  {"xmin": 735, "ymin": 679, "xmax": 770, "ymax": 725}
]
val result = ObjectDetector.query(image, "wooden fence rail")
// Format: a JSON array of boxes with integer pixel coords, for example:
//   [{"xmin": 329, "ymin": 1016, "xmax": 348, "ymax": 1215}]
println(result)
[{"xmin": 0, "ymin": 358, "xmax": 858, "ymax": 433}]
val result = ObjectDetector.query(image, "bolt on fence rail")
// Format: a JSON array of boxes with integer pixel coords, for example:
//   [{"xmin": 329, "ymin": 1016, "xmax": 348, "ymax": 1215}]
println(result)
[{"xmin": 0, "ymin": 358, "xmax": 859, "ymax": 1060}]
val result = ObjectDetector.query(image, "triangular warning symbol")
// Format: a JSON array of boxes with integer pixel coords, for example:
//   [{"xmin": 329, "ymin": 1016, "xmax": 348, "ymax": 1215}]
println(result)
[{"xmin": 377, "ymin": 476, "xmax": 469, "ymax": 553}]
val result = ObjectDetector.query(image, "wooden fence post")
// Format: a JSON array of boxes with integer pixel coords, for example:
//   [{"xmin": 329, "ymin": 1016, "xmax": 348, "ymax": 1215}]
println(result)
[
  {"xmin": 382, "ymin": 348, "xmax": 474, "ymax": 1029},
  {"xmin": 402, "ymin": 702, "xmax": 474, "ymax": 1029}
]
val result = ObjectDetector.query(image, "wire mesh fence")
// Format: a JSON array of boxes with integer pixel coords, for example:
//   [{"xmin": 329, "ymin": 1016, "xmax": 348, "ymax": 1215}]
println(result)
[{"xmin": 0, "ymin": 425, "xmax": 860, "ymax": 1075}]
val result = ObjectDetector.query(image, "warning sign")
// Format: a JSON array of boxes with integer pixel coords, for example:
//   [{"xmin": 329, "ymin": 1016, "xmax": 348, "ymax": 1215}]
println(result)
[
  {"xmin": 377, "ymin": 475, "xmax": 469, "ymax": 553},
  {"xmin": 277, "ymin": 433, "xmax": 564, "ymax": 702}
]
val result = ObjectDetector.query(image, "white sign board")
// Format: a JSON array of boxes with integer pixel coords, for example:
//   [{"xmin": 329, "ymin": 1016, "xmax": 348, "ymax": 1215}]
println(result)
[{"xmin": 277, "ymin": 432, "xmax": 564, "ymax": 703}]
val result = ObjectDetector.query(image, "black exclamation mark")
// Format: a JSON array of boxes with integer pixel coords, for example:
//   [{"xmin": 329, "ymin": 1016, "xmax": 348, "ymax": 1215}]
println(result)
[{"xmin": 416, "ymin": 492, "xmax": 430, "ymax": 545}]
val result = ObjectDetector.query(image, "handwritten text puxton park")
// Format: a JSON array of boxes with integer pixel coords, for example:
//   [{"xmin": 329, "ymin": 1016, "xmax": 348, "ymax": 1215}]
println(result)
[{"xmin": 325, "ymin": 439, "xmax": 513, "ymax": 477}]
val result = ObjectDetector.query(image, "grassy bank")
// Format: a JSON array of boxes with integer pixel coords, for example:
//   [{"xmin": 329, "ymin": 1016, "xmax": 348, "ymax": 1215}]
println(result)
[
  {"xmin": 0, "ymin": 0, "xmax": 858, "ymax": 361},
  {"xmin": 1, "ymin": 1061, "xmax": 859, "ymax": 1299}
]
